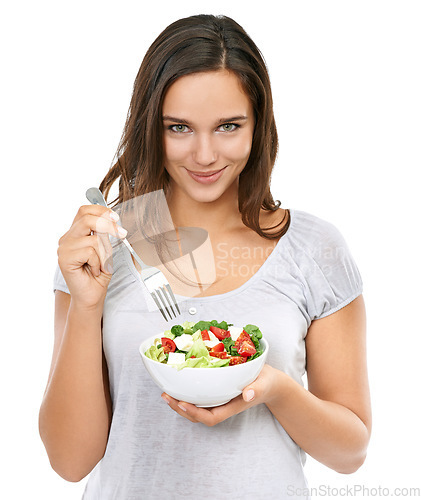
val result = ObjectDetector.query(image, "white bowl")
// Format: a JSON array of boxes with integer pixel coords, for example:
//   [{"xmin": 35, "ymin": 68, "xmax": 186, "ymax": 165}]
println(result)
[{"xmin": 139, "ymin": 335, "xmax": 269, "ymax": 407}]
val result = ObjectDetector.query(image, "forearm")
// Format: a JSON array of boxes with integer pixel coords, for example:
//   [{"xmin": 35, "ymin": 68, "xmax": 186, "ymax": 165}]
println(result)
[
  {"xmin": 39, "ymin": 302, "xmax": 111, "ymax": 481},
  {"xmin": 266, "ymin": 367, "xmax": 370, "ymax": 473}
]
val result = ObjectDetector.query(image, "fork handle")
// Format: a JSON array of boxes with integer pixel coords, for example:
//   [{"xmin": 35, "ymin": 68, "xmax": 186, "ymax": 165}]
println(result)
[
  {"xmin": 85, "ymin": 187, "xmax": 149, "ymax": 269},
  {"xmin": 120, "ymin": 238, "xmax": 149, "ymax": 269},
  {"xmin": 85, "ymin": 187, "xmax": 109, "ymax": 207}
]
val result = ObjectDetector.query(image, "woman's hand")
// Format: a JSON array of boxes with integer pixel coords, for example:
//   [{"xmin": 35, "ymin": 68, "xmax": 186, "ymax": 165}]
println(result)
[
  {"xmin": 57, "ymin": 204, "xmax": 127, "ymax": 310},
  {"xmin": 161, "ymin": 364, "xmax": 284, "ymax": 426}
]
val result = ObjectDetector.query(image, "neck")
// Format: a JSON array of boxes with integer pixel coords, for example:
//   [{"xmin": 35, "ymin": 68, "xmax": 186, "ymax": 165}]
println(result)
[{"xmin": 166, "ymin": 186, "xmax": 243, "ymax": 235}]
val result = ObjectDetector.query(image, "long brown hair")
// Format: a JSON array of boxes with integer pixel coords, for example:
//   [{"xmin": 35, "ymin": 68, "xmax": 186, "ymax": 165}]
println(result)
[{"xmin": 99, "ymin": 14, "xmax": 289, "ymax": 240}]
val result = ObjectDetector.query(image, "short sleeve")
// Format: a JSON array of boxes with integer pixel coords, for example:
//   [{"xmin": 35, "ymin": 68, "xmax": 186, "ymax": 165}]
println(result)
[
  {"xmin": 302, "ymin": 221, "xmax": 363, "ymax": 321},
  {"xmin": 53, "ymin": 263, "xmax": 70, "ymax": 294}
]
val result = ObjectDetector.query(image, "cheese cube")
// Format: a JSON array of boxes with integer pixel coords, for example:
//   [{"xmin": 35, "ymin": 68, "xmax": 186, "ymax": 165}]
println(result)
[
  {"xmin": 167, "ymin": 352, "xmax": 186, "ymax": 365},
  {"xmin": 174, "ymin": 334, "xmax": 194, "ymax": 351}
]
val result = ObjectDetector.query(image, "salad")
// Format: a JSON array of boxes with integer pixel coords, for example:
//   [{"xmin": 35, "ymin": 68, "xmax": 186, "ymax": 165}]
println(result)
[{"xmin": 144, "ymin": 320, "xmax": 264, "ymax": 370}]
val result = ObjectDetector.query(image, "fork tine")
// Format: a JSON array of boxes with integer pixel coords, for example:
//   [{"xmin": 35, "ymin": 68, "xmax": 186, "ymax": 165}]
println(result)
[
  {"xmin": 150, "ymin": 291, "xmax": 169, "ymax": 321},
  {"xmin": 160, "ymin": 286, "xmax": 177, "ymax": 318},
  {"xmin": 155, "ymin": 287, "xmax": 175, "ymax": 320},
  {"xmin": 164, "ymin": 284, "xmax": 181, "ymax": 315}
]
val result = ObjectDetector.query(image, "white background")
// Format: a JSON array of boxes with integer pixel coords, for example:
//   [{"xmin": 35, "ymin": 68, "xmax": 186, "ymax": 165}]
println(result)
[{"xmin": 1, "ymin": 1, "xmax": 420, "ymax": 498}]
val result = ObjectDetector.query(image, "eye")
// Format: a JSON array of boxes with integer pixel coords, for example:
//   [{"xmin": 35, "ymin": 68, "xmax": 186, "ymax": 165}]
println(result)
[
  {"xmin": 169, "ymin": 124, "xmax": 190, "ymax": 133},
  {"xmin": 217, "ymin": 123, "xmax": 238, "ymax": 132}
]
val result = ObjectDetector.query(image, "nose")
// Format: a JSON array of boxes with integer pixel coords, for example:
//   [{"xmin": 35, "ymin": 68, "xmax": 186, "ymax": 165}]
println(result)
[{"xmin": 193, "ymin": 134, "xmax": 217, "ymax": 166}]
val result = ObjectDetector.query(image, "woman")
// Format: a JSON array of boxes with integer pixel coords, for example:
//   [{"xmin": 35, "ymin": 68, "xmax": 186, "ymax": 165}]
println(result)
[{"xmin": 39, "ymin": 14, "xmax": 371, "ymax": 499}]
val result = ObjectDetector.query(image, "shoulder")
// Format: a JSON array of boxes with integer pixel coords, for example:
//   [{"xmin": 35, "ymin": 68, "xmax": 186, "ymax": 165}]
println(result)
[
  {"xmin": 289, "ymin": 209, "xmax": 340, "ymax": 235},
  {"xmin": 287, "ymin": 209, "xmax": 349, "ymax": 253},
  {"xmin": 286, "ymin": 210, "xmax": 363, "ymax": 320},
  {"xmin": 260, "ymin": 207, "xmax": 344, "ymax": 246}
]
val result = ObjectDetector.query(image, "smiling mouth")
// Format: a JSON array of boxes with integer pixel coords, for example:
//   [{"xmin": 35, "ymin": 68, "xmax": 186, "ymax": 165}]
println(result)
[
  {"xmin": 185, "ymin": 166, "xmax": 227, "ymax": 184},
  {"xmin": 186, "ymin": 167, "xmax": 226, "ymax": 177}
]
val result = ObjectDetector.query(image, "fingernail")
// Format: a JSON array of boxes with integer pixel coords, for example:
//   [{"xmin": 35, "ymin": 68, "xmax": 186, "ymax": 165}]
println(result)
[
  {"xmin": 106, "ymin": 263, "xmax": 113, "ymax": 274},
  {"xmin": 244, "ymin": 389, "xmax": 255, "ymax": 402},
  {"xmin": 109, "ymin": 210, "xmax": 120, "ymax": 221},
  {"xmin": 178, "ymin": 403, "xmax": 187, "ymax": 412},
  {"xmin": 161, "ymin": 395, "xmax": 170, "ymax": 404},
  {"xmin": 117, "ymin": 226, "xmax": 128, "ymax": 238}
]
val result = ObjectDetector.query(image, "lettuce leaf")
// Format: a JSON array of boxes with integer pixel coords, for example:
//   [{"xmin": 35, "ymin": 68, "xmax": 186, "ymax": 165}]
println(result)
[
  {"xmin": 171, "ymin": 324, "xmax": 184, "ymax": 337},
  {"xmin": 186, "ymin": 337, "xmax": 209, "ymax": 359},
  {"xmin": 193, "ymin": 319, "xmax": 232, "ymax": 332},
  {"xmin": 182, "ymin": 321, "xmax": 198, "ymax": 334},
  {"xmin": 191, "ymin": 330, "xmax": 202, "ymax": 341},
  {"xmin": 182, "ymin": 321, "xmax": 196, "ymax": 330},
  {"xmin": 243, "ymin": 324, "xmax": 262, "ymax": 339},
  {"xmin": 176, "ymin": 355, "xmax": 229, "ymax": 370},
  {"xmin": 144, "ymin": 339, "xmax": 167, "ymax": 363},
  {"xmin": 192, "ymin": 320, "xmax": 212, "ymax": 332}
]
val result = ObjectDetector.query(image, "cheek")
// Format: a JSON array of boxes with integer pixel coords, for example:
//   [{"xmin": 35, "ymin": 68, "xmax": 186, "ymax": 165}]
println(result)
[
  {"xmin": 222, "ymin": 135, "xmax": 253, "ymax": 162},
  {"xmin": 163, "ymin": 137, "xmax": 190, "ymax": 163}
]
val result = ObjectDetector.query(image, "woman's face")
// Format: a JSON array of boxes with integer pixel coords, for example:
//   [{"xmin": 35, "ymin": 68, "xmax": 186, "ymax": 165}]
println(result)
[{"xmin": 162, "ymin": 70, "xmax": 254, "ymax": 204}]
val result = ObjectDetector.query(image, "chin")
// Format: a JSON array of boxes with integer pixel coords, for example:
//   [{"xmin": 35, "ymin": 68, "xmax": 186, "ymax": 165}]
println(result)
[{"xmin": 187, "ymin": 188, "xmax": 226, "ymax": 204}]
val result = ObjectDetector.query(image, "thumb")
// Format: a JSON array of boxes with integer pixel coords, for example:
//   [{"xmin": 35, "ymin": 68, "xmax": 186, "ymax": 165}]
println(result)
[
  {"xmin": 242, "ymin": 378, "xmax": 262, "ymax": 403},
  {"xmin": 242, "ymin": 364, "xmax": 272, "ymax": 403}
]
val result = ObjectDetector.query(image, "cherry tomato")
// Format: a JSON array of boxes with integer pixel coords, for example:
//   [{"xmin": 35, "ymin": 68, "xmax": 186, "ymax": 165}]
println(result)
[
  {"xmin": 161, "ymin": 337, "xmax": 176, "ymax": 353},
  {"xmin": 209, "ymin": 351, "xmax": 229, "ymax": 359},
  {"xmin": 234, "ymin": 331, "xmax": 252, "ymax": 350},
  {"xmin": 209, "ymin": 326, "xmax": 231, "ymax": 340},
  {"xmin": 237, "ymin": 340, "xmax": 256, "ymax": 357},
  {"xmin": 201, "ymin": 330, "xmax": 210, "ymax": 341},
  {"xmin": 210, "ymin": 342, "xmax": 225, "ymax": 353},
  {"xmin": 229, "ymin": 356, "xmax": 248, "ymax": 365},
  {"xmin": 234, "ymin": 331, "xmax": 256, "ymax": 357}
]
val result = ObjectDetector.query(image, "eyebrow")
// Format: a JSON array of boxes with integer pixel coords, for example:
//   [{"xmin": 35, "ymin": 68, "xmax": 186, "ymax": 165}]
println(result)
[{"xmin": 162, "ymin": 115, "xmax": 248, "ymax": 125}]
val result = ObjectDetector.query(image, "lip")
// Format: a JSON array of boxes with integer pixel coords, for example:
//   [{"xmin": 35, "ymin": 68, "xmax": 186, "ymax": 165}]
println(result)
[{"xmin": 186, "ymin": 167, "xmax": 227, "ymax": 184}]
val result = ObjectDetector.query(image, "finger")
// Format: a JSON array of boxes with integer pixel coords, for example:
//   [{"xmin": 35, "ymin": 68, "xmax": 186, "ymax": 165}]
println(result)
[
  {"xmin": 96, "ymin": 231, "xmax": 114, "ymax": 274},
  {"xmin": 243, "ymin": 387, "xmax": 256, "ymax": 403},
  {"xmin": 241, "ymin": 364, "xmax": 273, "ymax": 404},
  {"xmin": 216, "ymin": 394, "xmax": 254, "ymax": 413},
  {"xmin": 71, "ymin": 211, "xmax": 126, "ymax": 240},
  {"xmin": 84, "ymin": 233, "xmax": 114, "ymax": 277},
  {"xmin": 176, "ymin": 402, "xmax": 219, "ymax": 426},
  {"xmin": 59, "ymin": 235, "xmax": 106, "ymax": 278},
  {"xmin": 66, "ymin": 245, "xmax": 103, "ymax": 278},
  {"xmin": 74, "ymin": 214, "xmax": 127, "ymax": 239},
  {"xmin": 161, "ymin": 394, "xmax": 200, "ymax": 423},
  {"xmin": 178, "ymin": 395, "xmax": 252, "ymax": 426},
  {"xmin": 71, "ymin": 204, "xmax": 119, "ymax": 225}
]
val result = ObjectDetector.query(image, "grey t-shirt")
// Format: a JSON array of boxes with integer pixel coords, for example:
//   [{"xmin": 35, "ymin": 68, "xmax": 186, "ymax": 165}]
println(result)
[{"xmin": 53, "ymin": 209, "xmax": 363, "ymax": 500}]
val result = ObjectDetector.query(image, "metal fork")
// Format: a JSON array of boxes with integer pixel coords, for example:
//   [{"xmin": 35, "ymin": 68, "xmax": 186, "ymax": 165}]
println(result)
[{"xmin": 86, "ymin": 187, "xmax": 181, "ymax": 321}]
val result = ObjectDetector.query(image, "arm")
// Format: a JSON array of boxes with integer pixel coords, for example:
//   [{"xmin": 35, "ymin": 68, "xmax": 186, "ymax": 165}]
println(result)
[
  {"xmin": 162, "ymin": 295, "xmax": 371, "ymax": 473},
  {"xmin": 38, "ymin": 291, "xmax": 112, "ymax": 482},
  {"xmin": 39, "ymin": 204, "xmax": 124, "ymax": 481},
  {"xmin": 266, "ymin": 294, "xmax": 371, "ymax": 472}
]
